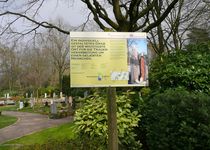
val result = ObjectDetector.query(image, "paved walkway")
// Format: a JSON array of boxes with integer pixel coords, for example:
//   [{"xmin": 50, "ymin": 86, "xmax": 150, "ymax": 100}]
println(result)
[{"xmin": 0, "ymin": 111, "xmax": 73, "ymax": 144}]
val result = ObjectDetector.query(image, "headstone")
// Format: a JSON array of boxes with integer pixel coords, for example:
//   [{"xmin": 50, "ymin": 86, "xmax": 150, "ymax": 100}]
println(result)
[
  {"xmin": 60, "ymin": 92, "xmax": 63, "ymax": 98},
  {"xmin": 53, "ymin": 93, "xmax": 56, "ymax": 98},
  {"xmin": 30, "ymin": 93, "xmax": 33, "ymax": 98},
  {"xmin": 26, "ymin": 93, "xmax": 28, "ymax": 98},
  {"xmin": 65, "ymin": 96, "xmax": 68, "ymax": 104},
  {"xmin": 19, "ymin": 101, "xmax": 24, "ymax": 109},
  {"xmin": 7, "ymin": 93, "xmax": 9, "ymax": 99},
  {"xmin": 50, "ymin": 101, "xmax": 57, "ymax": 114},
  {"xmin": 30, "ymin": 99, "xmax": 34, "ymax": 108},
  {"xmin": 45, "ymin": 93, "xmax": 47, "ymax": 98},
  {"xmin": 69, "ymin": 96, "xmax": 73, "ymax": 107}
]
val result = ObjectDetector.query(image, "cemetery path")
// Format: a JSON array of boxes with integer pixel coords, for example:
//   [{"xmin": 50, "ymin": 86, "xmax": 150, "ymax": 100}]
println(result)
[{"xmin": 0, "ymin": 111, "xmax": 73, "ymax": 144}]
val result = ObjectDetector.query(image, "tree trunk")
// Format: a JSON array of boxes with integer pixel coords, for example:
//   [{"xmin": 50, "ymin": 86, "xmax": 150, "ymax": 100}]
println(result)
[{"xmin": 59, "ymin": 68, "xmax": 63, "ymax": 92}]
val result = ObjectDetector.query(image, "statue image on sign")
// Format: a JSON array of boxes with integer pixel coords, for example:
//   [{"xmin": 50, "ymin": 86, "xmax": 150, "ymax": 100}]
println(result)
[{"xmin": 127, "ymin": 38, "xmax": 148, "ymax": 85}]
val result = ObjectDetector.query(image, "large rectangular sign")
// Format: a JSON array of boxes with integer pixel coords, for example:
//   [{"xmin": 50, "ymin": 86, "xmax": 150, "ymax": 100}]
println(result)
[{"xmin": 70, "ymin": 32, "xmax": 148, "ymax": 87}]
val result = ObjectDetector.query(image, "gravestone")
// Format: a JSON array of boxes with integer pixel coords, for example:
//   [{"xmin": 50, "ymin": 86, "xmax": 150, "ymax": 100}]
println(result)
[
  {"xmin": 69, "ymin": 96, "xmax": 73, "ymax": 107},
  {"xmin": 45, "ymin": 93, "xmax": 47, "ymax": 98},
  {"xmin": 60, "ymin": 92, "xmax": 63, "ymax": 98},
  {"xmin": 26, "ymin": 93, "xmax": 28, "ymax": 98},
  {"xmin": 53, "ymin": 93, "xmax": 56, "ymax": 98},
  {"xmin": 19, "ymin": 101, "xmax": 24, "ymax": 109},
  {"xmin": 7, "ymin": 93, "xmax": 9, "ymax": 99},
  {"xmin": 65, "ymin": 96, "xmax": 68, "ymax": 104},
  {"xmin": 50, "ymin": 100, "xmax": 57, "ymax": 115},
  {"xmin": 30, "ymin": 98, "xmax": 34, "ymax": 108}
]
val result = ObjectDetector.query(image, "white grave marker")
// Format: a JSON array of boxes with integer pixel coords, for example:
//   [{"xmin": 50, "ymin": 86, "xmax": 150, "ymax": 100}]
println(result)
[
  {"xmin": 19, "ymin": 101, "xmax": 24, "ymax": 109},
  {"xmin": 60, "ymin": 92, "xmax": 63, "ymax": 98}
]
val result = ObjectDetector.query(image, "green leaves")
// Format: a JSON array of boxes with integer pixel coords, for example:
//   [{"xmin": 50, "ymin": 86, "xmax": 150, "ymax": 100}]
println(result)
[
  {"xmin": 150, "ymin": 42, "xmax": 210, "ymax": 94},
  {"xmin": 141, "ymin": 88, "xmax": 210, "ymax": 150},
  {"xmin": 74, "ymin": 91, "xmax": 141, "ymax": 149}
]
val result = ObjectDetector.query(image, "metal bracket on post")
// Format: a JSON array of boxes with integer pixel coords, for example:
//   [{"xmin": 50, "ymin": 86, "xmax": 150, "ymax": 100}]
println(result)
[{"xmin": 107, "ymin": 87, "xmax": 118, "ymax": 150}]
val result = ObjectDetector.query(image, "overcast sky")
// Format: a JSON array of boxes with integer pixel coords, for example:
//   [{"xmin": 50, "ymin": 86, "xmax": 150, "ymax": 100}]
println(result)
[
  {"xmin": 38, "ymin": 1, "xmax": 88, "ymax": 26},
  {"xmin": 0, "ymin": 1, "xmax": 92, "ymax": 43}
]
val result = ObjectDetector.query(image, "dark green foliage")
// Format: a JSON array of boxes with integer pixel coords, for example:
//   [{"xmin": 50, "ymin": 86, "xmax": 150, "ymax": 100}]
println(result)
[
  {"xmin": 62, "ymin": 75, "xmax": 91, "ymax": 97},
  {"xmin": 23, "ymin": 101, "xmax": 29, "ymax": 107},
  {"xmin": 15, "ymin": 138, "xmax": 107, "ymax": 150},
  {"xmin": 38, "ymin": 86, "xmax": 58, "ymax": 97},
  {"xmin": 62, "ymin": 75, "xmax": 71, "ymax": 96},
  {"xmin": 141, "ymin": 88, "xmax": 210, "ymax": 150},
  {"xmin": 150, "ymin": 43, "xmax": 210, "ymax": 94}
]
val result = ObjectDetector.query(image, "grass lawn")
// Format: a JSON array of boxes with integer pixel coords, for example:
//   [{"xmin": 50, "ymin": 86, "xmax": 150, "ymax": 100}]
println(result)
[
  {"xmin": 1, "ymin": 122, "xmax": 75, "ymax": 150},
  {"xmin": 0, "ymin": 105, "xmax": 18, "ymax": 112},
  {"xmin": 0, "ymin": 104, "xmax": 50, "ymax": 115},
  {"xmin": 0, "ymin": 115, "xmax": 17, "ymax": 129},
  {"xmin": 19, "ymin": 105, "xmax": 50, "ymax": 115}
]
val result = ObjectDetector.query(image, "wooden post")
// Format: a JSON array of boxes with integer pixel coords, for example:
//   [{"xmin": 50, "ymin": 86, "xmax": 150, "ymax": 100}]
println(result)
[{"xmin": 107, "ymin": 87, "xmax": 118, "ymax": 150}]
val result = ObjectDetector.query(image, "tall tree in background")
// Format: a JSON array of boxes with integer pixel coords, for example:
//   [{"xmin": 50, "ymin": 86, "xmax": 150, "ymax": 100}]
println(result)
[
  {"xmin": 19, "ymin": 42, "xmax": 53, "ymax": 96},
  {"xmin": 187, "ymin": 27, "xmax": 210, "ymax": 44},
  {"xmin": 148, "ymin": 0, "xmax": 209, "ymax": 54},
  {"xmin": 0, "ymin": 43, "xmax": 21, "ymax": 91},
  {"xmin": 44, "ymin": 21, "xmax": 70, "ymax": 92}
]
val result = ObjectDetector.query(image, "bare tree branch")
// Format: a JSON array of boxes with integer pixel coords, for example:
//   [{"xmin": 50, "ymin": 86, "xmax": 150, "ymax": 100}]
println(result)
[
  {"xmin": 143, "ymin": 0, "xmax": 179, "ymax": 32},
  {"xmin": 0, "ymin": 11, "xmax": 70, "ymax": 34}
]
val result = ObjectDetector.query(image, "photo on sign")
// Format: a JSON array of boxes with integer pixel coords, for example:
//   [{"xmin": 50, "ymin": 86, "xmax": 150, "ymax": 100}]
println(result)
[{"xmin": 127, "ymin": 38, "xmax": 148, "ymax": 85}]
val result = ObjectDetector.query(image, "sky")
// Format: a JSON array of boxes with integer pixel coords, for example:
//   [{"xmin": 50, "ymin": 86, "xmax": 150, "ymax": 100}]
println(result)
[
  {"xmin": 0, "ymin": 0, "xmax": 89, "ymax": 32},
  {"xmin": 38, "ymin": 1, "xmax": 88, "ymax": 26},
  {"xmin": 128, "ymin": 38, "xmax": 147, "ymax": 55},
  {"xmin": 0, "ymin": 0, "xmax": 90, "ymax": 44}
]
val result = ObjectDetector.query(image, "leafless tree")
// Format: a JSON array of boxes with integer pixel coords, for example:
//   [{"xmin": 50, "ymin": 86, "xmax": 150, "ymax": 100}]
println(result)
[
  {"xmin": 0, "ymin": 0, "xmax": 180, "ymax": 34},
  {"xmin": 0, "ymin": 43, "xmax": 22, "ymax": 91},
  {"xmin": 43, "ymin": 19, "xmax": 70, "ymax": 92},
  {"xmin": 148, "ymin": 0, "xmax": 209, "ymax": 54},
  {"xmin": 19, "ymin": 41, "xmax": 53, "ymax": 96}
]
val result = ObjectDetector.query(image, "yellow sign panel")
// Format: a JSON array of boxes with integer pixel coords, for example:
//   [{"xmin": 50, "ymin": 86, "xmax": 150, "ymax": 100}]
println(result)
[{"xmin": 70, "ymin": 32, "xmax": 148, "ymax": 87}]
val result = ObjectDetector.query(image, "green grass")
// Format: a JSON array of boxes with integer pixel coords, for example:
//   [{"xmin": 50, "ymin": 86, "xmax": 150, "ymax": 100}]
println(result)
[
  {"xmin": 19, "ymin": 106, "xmax": 50, "ymax": 115},
  {"xmin": 0, "ymin": 115, "xmax": 17, "ymax": 129},
  {"xmin": 0, "ymin": 105, "xmax": 18, "ymax": 111},
  {"xmin": 0, "ymin": 104, "xmax": 50, "ymax": 115},
  {"xmin": 3, "ymin": 122, "xmax": 75, "ymax": 145}
]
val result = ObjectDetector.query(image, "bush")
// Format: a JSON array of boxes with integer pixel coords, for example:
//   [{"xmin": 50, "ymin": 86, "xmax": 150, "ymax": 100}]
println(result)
[
  {"xmin": 141, "ymin": 88, "xmax": 210, "ymax": 150},
  {"xmin": 74, "ymin": 91, "xmax": 141, "ymax": 149},
  {"xmin": 150, "ymin": 43, "xmax": 210, "ymax": 94},
  {"xmin": 24, "ymin": 100, "xmax": 29, "ymax": 107},
  {"xmin": 15, "ymin": 137, "xmax": 107, "ymax": 150}
]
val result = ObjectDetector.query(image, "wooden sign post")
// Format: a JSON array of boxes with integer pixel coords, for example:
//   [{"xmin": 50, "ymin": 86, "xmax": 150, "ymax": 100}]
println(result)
[{"xmin": 107, "ymin": 87, "xmax": 118, "ymax": 150}]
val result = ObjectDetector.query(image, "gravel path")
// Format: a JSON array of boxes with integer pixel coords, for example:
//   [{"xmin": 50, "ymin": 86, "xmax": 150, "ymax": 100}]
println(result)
[{"xmin": 0, "ymin": 111, "xmax": 73, "ymax": 144}]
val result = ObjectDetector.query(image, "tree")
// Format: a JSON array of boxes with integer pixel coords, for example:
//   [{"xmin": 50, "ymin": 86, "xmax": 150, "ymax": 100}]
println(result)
[
  {"xmin": 43, "ymin": 20, "xmax": 70, "ymax": 92},
  {"xmin": 148, "ymin": 0, "xmax": 209, "ymax": 54},
  {"xmin": 0, "ymin": 43, "xmax": 22, "ymax": 91},
  {"xmin": 187, "ymin": 27, "xmax": 210, "ymax": 44},
  {"xmin": 19, "ymin": 42, "xmax": 53, "ymax": 97},
  {"xmin": 0, "ymin": 0, "xmax": 179, "ymax": 35}
]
